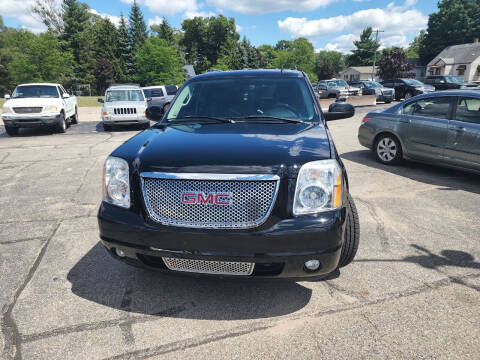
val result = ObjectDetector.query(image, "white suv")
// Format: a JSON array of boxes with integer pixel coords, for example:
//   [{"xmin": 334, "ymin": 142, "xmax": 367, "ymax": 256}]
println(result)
[{"xmin": 99, "ymin": 85, "xmax": 149, "ymax": 131}]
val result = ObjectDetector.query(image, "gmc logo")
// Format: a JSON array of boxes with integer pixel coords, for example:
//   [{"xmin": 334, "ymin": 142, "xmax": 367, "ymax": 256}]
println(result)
[{"xmin": 181, "ymin": 192, "xmax": 233, "ymax": 206}]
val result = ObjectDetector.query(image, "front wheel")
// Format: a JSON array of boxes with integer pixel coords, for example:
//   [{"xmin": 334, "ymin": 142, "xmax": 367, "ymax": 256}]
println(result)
[
  {"xmin": 5, "ymin": 126, "xmax": 19, "ymax": 136},
  {"xmin": 56, "ymin": 112, "xmax": 66, "ymax": 133},
  {"xmin": 338, "ymin": 194, "xmax": 360, "ymax": 268},
  {"xmin": 375, "ymin": 134, "xmax": 403, "ymax": 165}
]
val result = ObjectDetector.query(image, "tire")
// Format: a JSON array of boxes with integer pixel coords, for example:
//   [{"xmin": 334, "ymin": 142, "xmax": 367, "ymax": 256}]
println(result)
[
  {"xmin": 5, "ymin": 126, "xmax": 19, "ymax": 136},
  {"xmin": 103, "ymin": 124, "xmax": 112, "ymax": 132},
  {"xmin": 374, "ymin": 133, "xmax": 403, "ymax": 165},
  {"xmin": 385, "ymin": 99, "xmax": 392, "ymax": 104},
  {"xmin": 71, "ymin": 107, "xmax": 79, "ymax": 124},
  {"xmin": 338, "ymin": 194, "xmax": 360, "ymax": 268},
  {"xmin": 56, "ymin": 112, "xmax": 66, "ymax": 133}
]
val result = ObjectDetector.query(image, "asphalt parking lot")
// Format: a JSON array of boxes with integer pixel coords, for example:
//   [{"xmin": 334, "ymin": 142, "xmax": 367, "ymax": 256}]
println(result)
[{"xmin": 1, "ymin": 105, "xmax": 479, "ymax": 359}]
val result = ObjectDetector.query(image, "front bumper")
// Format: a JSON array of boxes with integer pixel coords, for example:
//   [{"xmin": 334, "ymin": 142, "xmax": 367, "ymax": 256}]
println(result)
[
  {"xmin": 102, "ymin": 116, "xmax": 149, "ymax": 125},
  {"xmin": 98, "ymin": 202, "xmax": 346, "ymax": 279},
  {"xmin": 1, "ymin": 113, "xmax": 60, "ymax": 127}
]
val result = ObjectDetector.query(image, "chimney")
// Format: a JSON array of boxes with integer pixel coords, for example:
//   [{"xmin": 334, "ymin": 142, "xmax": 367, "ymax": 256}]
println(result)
[{"xmin": 475, "ymin": 38, "xmax": 479, "ymax": 44}]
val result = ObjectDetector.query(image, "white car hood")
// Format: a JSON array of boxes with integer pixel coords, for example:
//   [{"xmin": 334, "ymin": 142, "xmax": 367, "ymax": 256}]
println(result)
[{"xmin": 4, "ymin": 97, "xmax": 60, "ymax": 108}]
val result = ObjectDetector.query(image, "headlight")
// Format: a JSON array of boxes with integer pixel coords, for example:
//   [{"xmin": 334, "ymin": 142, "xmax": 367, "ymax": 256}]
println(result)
[
  {"xmin": 293, "ymin": 159, "xmax": 342, "ymax": 216},
  {"xmin": 2, "ymin": 106, "xmax": 12, "ymax": 114},
  {"xmin": 44, "ymin": 105, "xmax": 58, "ymax": 112},
  {"xmin": 375, "ymin": 88, "xmax": 382, "ymax": 95},
  {"xmin": 103, "ymin": 157, "xmax": 130, "ymax": 208}
]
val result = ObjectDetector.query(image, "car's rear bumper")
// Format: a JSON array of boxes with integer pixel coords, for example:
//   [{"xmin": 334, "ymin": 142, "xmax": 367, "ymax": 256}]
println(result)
[
  {"xmin": 358, "ymin": 124, "xmax": 374, "ymax": 149},
  {"xmin": 2, "ymin": 114, "xmax": 60, "ymax": 127},
  {"xmin": 98, "ymin": 202, "xmax": 346, "ymax": 280}
]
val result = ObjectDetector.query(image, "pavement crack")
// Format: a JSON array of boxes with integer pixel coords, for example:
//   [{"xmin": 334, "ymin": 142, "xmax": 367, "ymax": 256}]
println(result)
[
  {"xmin": 1, "ymin": 221, "xmax": 61, "ymax": 360},
  {"xmin": 355, "ymin": 196, "xmax": 390, "ymax": 252},
  {"xmin": 0, "ymin": 237, "xmax": 45, "ymax": 246}
]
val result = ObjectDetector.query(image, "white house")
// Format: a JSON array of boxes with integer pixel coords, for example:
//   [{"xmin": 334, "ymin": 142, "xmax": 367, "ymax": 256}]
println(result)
[
  {"xmin": 339, "ymin": 66, "xmax": 379, "ymax": 82},
  {"xmin": 427, "ymin": 40, "xmax": 480, "ymax": 82}
]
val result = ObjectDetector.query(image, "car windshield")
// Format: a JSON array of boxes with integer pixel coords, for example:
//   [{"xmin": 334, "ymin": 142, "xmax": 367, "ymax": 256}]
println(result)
[
  {"xmin": 403, "ymin": 79, "xmax": 423, "ymax": 86},
  {"xmin": 364, "ymin": 82, "xmax": 382, "ymax": 89},
  {"xmin": 445, "ymin": 76, "xmax": 464, "ymax": 84},
  {"xmin": 166, "ymin": 77, "xmax": 316, "ymax": 122},
  {"xmin": 106, "ymin": 90, "xmax": 144, "ymax": 102},
  {"xmin": 165, "ymin": 85, "xmax": 178, "ymax": 95},
  {"xmin": 12, "ymin": 85, "xmax": 59, "ymax": 99},
  {"xmin": 327, "ymin": 80, "xmax": 348, "ymax": 88}
]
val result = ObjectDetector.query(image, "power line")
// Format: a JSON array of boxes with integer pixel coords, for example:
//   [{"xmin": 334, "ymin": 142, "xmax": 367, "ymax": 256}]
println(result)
[{"xmin": 371, "ymin": 29, "xmax": 384, "ymax": 81}]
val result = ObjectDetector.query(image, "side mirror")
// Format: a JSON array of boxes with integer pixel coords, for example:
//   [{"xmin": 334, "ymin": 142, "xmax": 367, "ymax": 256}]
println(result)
[
  {"xmin": 146, "ymin": 97, "xmax": 152, "ymax": 102},
  {"xmin": 324, "ymin": 102, "xmax": 355, "ymax": 121},
  {"xmin": 62, "ymin": 93, "xmax": 70, "ymax": 99},
  {"xmin": 146, "ymin": 105, "xmax": 164, "ymax": 121},
  {"xmin": 4, "ymin": 94, "xmax": 10, "ymax": 100},
  {"xmin": 98, "ymin": 98, "xmax": 104, "ymax": 103}
]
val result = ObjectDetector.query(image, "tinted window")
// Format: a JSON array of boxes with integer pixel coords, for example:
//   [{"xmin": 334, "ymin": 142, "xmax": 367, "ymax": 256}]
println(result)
[
  {"xmin": 12, "ymin": 85, "xmax": 59, "ymax": 98},
  {"xmin": 165, "ymin": 85, "xmax": 178, "ymax": 95},
  {"xmin": 455, "ymin": 97, "xmax": 480, "ymax": 124},
  {"xmin": 143, "ymin": 88, "xmax": 164, "ymax": 98},
  {"xmin": 167, "ymin": 77, "xmax": 316, "ymax": 122},
  {"xmin": 403, "ymin": 79, "xmax": 423, "ymax": 86},
  {"xmin": 404, "ymin": 97, "xmax": 453, "ymax": 119}
]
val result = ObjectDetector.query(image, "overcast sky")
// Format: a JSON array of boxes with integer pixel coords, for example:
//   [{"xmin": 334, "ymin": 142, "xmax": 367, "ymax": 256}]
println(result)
[{"xmin": 0, "ymin": 0, "xmax": 437, "ymax": 53}]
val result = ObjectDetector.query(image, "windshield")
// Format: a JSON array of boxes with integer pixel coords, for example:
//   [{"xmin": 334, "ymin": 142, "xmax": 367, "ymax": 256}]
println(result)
[
  {"xmin": 403, "ymin": 79, "xmax": 423, "ymax": 86},
  {"xmin": 364, "ymin": 82, "xmax": 382, "ymax": 89},
  {"xmin": 166, "ymin": 77, "xmax": 316, "ymax": 122},
  {"xmin": 12, "ymin": 85, "xmax": 59, "ymax": 99},
  {"xmin": 327, "ymin": 80, "xmax": 348, "ymax": 88},
  {"xmin": 105, "ymin": 90, "xmax": 144, "ymax": 102},
  {"xmin": 445, "ymin": 76, "xmax": 464, "ymax": 84}
]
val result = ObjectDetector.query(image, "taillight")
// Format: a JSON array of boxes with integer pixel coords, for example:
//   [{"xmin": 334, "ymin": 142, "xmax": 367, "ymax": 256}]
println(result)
[{"xmin": 362, "ymin": 117, "xmax": 372, "ymax": 123}]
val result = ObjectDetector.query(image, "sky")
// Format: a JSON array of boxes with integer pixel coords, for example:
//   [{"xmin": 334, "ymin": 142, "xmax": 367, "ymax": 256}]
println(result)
[{"xmin": 0, "ymin": 0, "xmax": 438, "ymax": 53}]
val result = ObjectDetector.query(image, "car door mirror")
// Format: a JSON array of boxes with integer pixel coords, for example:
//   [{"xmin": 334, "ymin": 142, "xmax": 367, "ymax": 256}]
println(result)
[
  {"xmin": 4, "ymin": 94, "xmax": 10, "ymax": 100},
  {"xmin": 98, "ymin": 98, "xmax": 104, "ymax": 103},
  {"xmin": 146, "ymin": 105, "xmax": 164, "ymax": 121},
  {"xmin": 62, "ymin": 93, "xmax": 70, "ymax": 99},
  {"xmin": 324, "ymin": 102, "xmax": 355, "ymax": 121}
]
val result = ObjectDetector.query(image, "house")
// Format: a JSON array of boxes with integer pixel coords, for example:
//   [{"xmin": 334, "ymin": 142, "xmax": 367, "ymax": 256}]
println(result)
[
  {"xmin": 339, "ymin": 66, "xmax": 379, "ymax": 82},
  {"xmin": 407, "ymin": 58, "xmax": 426, "ymax": 81},
  {"xmin": 427, "ymin": 40, "xmax": 480, "ymax": 82}
]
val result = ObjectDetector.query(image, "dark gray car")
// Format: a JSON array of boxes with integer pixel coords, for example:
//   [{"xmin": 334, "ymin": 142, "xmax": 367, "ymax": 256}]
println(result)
[{"xmin": 358, "ymin": 90, "xmax": 480, "ymax": 173}]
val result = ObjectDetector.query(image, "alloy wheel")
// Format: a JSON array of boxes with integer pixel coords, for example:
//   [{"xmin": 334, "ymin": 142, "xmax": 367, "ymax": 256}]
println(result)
[{"xmin": 377, "ymin": 137, "xmax": 397, "ymax": 162}]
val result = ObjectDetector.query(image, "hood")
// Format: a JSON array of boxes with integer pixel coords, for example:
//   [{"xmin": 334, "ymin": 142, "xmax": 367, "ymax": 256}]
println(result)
[
  {"xmin": 4, "ymin": 97, "xmax": 60, "ymax": 108},
  {"xmin": 111, "ymin": 122, "xmax": 331, "ymax": 176}
]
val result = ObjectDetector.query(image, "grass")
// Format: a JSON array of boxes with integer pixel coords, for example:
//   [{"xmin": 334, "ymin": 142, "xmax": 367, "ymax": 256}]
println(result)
[{"xmin": 0, "ymin": 96, "xmax": 103, "ymax": 108}]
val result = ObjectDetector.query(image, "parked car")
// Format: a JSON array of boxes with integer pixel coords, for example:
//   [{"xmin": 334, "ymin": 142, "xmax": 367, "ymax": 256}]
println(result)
[
  {"xmin": 381, "ymin": 78, "xmax": 435, "ymax": 101},
  {"xmin": 317, "ymin": 80, "xmax": 360, "ymax": 99},
  {"xmin": 312, "ymin": 83, "xmax": 328, "ymax": 99},
  {"xmin": 143, "ymin": 85, "xmax": 178, "ymax": 113},
  {"xmin": 424, "ymin": 75, "xmax": 479, "ymax": 91},
  {"xmin": 98, "ymin": 69, "xmax": 360, "ymax": 279},
  {"xmin": 99, "ymin": 85, "xmax": 149, "ymax": 131},
  {"xmin": 348, "ymin": 80, "xmax": 394, "ymax": 103},
  {"xmin": 358, "ymin": 90, "xmax": 480, "ymax": 173},
  {"xmin": 1, "ymin": 83, "xmax": 78, "ymax": 136}
]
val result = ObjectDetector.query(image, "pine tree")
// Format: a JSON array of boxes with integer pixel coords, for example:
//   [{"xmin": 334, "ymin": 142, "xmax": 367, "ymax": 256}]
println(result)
[
  {"xmin": 117, "ymin": 13, "xmax": 134, "ymax": 82},
  {"xmin": 152, "ymin": 17, "xmax": 174, "ymax": 46},
  {"xmin": 347, "ymin": 27, "xmax": 380, "ymax": 66},
  {"xmin": 128, "ymin": 0, "xmax": 148, "ymax": 52}
]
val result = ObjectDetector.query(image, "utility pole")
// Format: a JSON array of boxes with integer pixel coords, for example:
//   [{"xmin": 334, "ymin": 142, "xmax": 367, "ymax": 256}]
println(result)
[{"xmin": 371, "ymin": 29, "xmax": 384, "ymax": 81}]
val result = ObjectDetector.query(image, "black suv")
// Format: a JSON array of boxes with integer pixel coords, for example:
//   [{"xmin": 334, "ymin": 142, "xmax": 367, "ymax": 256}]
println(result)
[
  {"xmin": 382, "ymin": 78, "xmax": 435, "ymax": 100},
  {"xmin": 424, "ymin": 75, "xmax": 479, "ymax": 91},
  {"xmin": 98, "ymin": 70, "xmax": 359, "ymax": 280}
]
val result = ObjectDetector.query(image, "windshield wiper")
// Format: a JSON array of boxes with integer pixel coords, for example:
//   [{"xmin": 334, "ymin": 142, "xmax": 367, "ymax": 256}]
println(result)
[
  {"xmin": 233, "ymin": 115, "xmax": 306, "ymax": 124},
  {"xmin": 168, "ymin": 116, "xmax": 235, "ymax": 124}
]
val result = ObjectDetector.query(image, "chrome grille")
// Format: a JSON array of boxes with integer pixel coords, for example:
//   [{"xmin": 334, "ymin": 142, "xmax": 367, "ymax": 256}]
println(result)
[
  {"xmin": 141, "ymin": 173, "xmax": 279, "ymax": 229},
  {"xmin": 114, "ymin": 107, "xmax": 137, "ymax": 115},
  {"xmin": 383, "ymin": 90, "xmax": 393, "ymax": 95},
  {"xmin": 162, "ymin": 258, "xmax": 254, "ymax": 276},
  {"xmin": 13, "ymin": 107, "xmax": 42, "ymax": 114}
]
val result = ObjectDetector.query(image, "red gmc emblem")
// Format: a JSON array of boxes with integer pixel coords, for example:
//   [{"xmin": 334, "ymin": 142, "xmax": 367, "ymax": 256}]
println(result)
[{"xmin": 181, "ymin": 192, "xmax": 233, "ymax": 206}]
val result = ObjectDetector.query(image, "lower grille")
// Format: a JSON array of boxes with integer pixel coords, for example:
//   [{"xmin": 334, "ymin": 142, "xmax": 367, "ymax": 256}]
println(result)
[
  {"xmin": 162, "ymin": 257, "xmax": 254, "ymax": 276},
  {"xmin": 114, "ymin": 107, "xmax": 137, "ymax": 115},
  {"xmin": 13, "ymin": 107, "xmax": 42, "ymax": 114},
  {"xmin": 141, "ymin": 173, "xmax": 279, "ymax": 229}
]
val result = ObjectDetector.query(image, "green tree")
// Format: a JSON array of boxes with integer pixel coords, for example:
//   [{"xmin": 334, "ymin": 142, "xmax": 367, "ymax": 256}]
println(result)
[
  {"xmin": 258, "ymin": 44, "xmax": 276, "ymax": 68},
  {"xmin": 376, "ymin": 47, "xmax": 413, "ymax": 80},
  {"xmin": 206, "ymin": 15, "xmax": 239, "ymax": 65},
  {"xmin": 347, "ymin": 27, "xmax": 380, "ymax": 66},
  {"xmin": 151, "ymin": 17, "xmax": 174, "ymax": 46},
  {"xmin": 275, "ymin": 40, "xmax": 293, "ymax": 51},
  {"xmin": 406, "ymin": 30, "xmax": 425, "ymax": 59},
  {"xmin": 135, "ymin": 37, "xmax": 185, "ymax": 85},
  {"xmin": 128, "ymin": 0, "xmax": 148, "ymax": 51},
  {"xmin": 272, "ymin": 38, "xmax": 317, "ymax": 81},
  {"xmin": 94, "ymin": 58, "xmax": 114, "ymax": 94},
  {"xmin": 31, "ymin": 0, "xmax": 64, "ymax": 35},
  {"xmin": 419, "ymin": 0, "xmax": 480, "ymax": 65},
  {"xmin": 314, "ymin": 50, "xmax": 346, "ymax": 80},
  {"xmin": 181, "ymin": 16, "xmax": 209, "ymax": 73},
  {"xmin": 117, "ymin": 13, "xmax": 134, "ymax": 82}
]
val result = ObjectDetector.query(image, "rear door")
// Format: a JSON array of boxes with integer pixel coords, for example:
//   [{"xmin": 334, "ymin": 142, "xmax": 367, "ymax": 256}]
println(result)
[
  {"xmin": 403, "ymin": 96, "xmax": 456, "ymax": 161},
  {"xmin": 445, "ymin": 96, "xmax": 480, "ymax": 171}
]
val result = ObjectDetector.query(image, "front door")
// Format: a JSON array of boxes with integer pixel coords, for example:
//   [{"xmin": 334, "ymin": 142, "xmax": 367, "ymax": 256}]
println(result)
[
  {"xmin": 445, "ymin": 96, "xmax": 480, "ymax": 171},
  {"xmin": 403, "ymin": 96, "xmax": 455, "ymax": 161}
]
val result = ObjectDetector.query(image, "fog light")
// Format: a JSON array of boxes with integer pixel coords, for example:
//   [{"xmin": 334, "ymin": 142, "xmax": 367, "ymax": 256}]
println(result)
[
  {"xmin": 115, "ymin": 248, "xmax": 126, "ymax": 258},
  {"xmin": 304, "ymin": 260, "xmax": 320, "ymax": 271}
]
